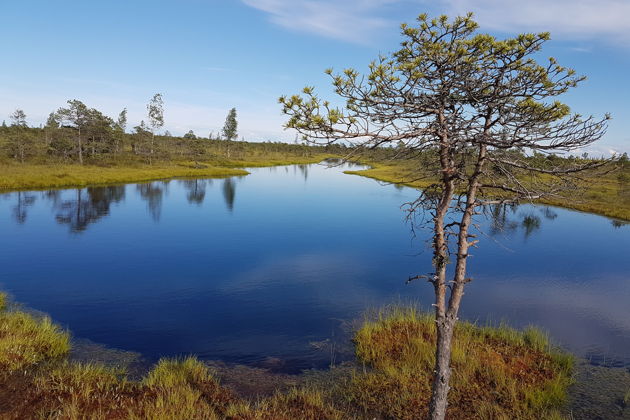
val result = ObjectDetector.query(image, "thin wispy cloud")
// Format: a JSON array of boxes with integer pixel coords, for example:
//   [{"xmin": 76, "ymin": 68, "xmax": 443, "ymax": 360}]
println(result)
[
  {"xmin": 443, "ymin": 0, "xmax": 630, "ymax": 45},
  {"xmin": 241, "ymin": 0, "xmax": 403, "ymax": 43},
  {"xmin": 243, "ymin": 0, "xmax": 630, "ymax": 46},
  {"xmin": 569, "ymin": 46, "xmax": 592, "ymax": 53}
]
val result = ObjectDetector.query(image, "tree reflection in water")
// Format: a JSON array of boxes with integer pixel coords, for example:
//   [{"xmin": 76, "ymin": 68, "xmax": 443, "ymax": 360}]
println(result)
[
  {"xmin": 13, "ymin": 192, "xmax": 36, "ymax": 224},
  {"xmin": 181, "ymin": 179, "xmax": 206, "ymax": 205},
  {"xmin": 486, "ymin": 203, "xmax": 555, "ymax": 240},
  {"xmin": 54, "ymin": 186, "xmax": 125, "ymax": 232},
  {"xmin": 137, "ymin": 182, "xmax": 165, "ymax": 222},
  {"xmin": 222, "ymin": 178, "xmax": 236, "ymax": 212}
]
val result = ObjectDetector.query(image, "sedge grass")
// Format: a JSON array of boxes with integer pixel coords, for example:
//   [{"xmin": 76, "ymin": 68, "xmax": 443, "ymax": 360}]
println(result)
[
  {"xmin": 349, "ymin": 306, "xmax": 574, "ymax": 419},
  {"xmin": 0, "ymin": 294, "xmax": 70, "ymax": 372},
  {"xmin": 0, "ymin": 293, "xmax": 576, "ymax": 419}
]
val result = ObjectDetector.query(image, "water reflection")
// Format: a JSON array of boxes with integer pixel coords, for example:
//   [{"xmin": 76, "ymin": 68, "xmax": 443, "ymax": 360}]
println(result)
[
  {"xmin": 137, "ymin": 182, "xmax": 165, "ymax": 221},
  {"xmin": 296, "ymin": 164, "xmax": 309, "ymax": 181},
  {"xmin": 487, "ymin": 203, "xmax": 519, "ymax": 235},
  {"xmin": 222, "ymin": 178, "xmax": 236, "ymax": 212},
  {"xmin": 181, "ymin": 179, "xmax": 207, "ymax": 205},
  {"xmin": 0, "ymin": 162, "xmax": 628, "ymax": 370},
  {"xmin": 2, "ymin": 176, "xmax": 243, "ymax": 232},
  {"xmin": 521, "ymin": 214, "xmax": 541, "ymax": 238},
  {"xmin": 43, "ymin": 190, "xmax": 62, "ymax": 205},
  {"xmin": 481, "ymin": 204, "xmax": 570, "ymax": 242},
  {"xmin": 54, "ymin": 186, "xmax": 125, "ymax": 232},
  {"xmin": 13, "ymin": 192, "xmax": 36, "ymax": 224}
]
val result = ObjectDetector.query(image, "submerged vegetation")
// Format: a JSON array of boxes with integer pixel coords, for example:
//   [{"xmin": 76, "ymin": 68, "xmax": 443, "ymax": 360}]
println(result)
[{"xmin": 0, "ymin": 292, "xmax": 573, "ymax": 419}]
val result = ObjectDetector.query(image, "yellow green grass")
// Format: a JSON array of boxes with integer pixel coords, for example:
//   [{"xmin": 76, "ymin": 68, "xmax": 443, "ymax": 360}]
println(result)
[
  {"xmin": 0, "ymin": 292, "xmax": 573, "ymax": 419},
  {"xmin": 215, "ymin": 154, "xmax": 334, "ymax": 169},
  {"xmin": 0, "ymin": 304, "xmax": 70, "ymax": 372},
  {"xmin": 346, "ymin": 162, "xmax": 630, "ymax": 221},
  {"xmin": 0, "ymin": 163, "xmax": 247, "ymax": 192},
  {"xmin": 350, "ymin": 306, "xmax": 573, "ymax": 419},
  {"xmin": 0, "ymin": 154, "xmax": 332, "ymax": 193},
  {"xmin": 226, "ymin": 388, "xmax": 343, "ymax": 420}
]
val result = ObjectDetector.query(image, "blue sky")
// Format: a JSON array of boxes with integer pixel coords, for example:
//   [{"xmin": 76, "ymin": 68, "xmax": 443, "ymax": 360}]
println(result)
[{"xmin": 1, "ymin": 0, "xmax": 628, "ymax": 154}]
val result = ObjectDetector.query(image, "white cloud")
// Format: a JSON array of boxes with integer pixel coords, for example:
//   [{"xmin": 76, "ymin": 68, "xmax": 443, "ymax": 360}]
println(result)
[
  {"xmin": 443, "ymin": 0, "xmax": 630, "ymax": 45},
  {"xmin": 572, "ymin": 144, "xmax": 623, "ymax": 157},
  {"xmin": 241, "ymin": 0, "xmax": 403, "ymax": 43},
  {"xmin": 243, "ymin": 0, "xmax": 630, "ymax": 46},
  {"xmin": 569, "ymin": 46, "xmax": 592, "ymax": 53}
]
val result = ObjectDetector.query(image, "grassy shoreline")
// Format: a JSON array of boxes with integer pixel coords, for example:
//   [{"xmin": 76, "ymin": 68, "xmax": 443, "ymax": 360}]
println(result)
[
  {"xmin": 0, "ymin": 292, "xmax": 574, "ymax": 419},
  {"xmin": 345, "ymin": 163, "xmax": 630, "ymax": 222},
  {"xmin": 0, "ymin": 155, "xmax": 331, "ymax": 193},
  {"xmin": 2, "ymin": 156, "xmax": 627, "ymax": 222}
]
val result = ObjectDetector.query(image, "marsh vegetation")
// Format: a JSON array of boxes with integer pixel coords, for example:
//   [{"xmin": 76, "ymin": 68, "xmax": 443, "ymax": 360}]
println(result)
[
  {"xmin": 0, "ymin": 293, "xmax": 574, "ymax": 419},
  {"xmin": 1, "ymin": 10, "xmax": 628, "ymax": 420}
]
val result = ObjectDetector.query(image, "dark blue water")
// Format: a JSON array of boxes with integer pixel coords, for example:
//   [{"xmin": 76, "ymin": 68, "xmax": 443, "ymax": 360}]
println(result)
[{"xmin": 1, "ymin": 162, "xmax": 629, "ymax": 371}]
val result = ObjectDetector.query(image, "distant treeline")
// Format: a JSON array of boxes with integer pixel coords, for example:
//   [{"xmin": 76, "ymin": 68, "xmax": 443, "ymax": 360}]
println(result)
[
  {"xmin": 0, "ymin": 97, "xmax": 349, "ymax": 165},
  {"xmin": 1, "ymin": 97, "xmax": 627, "ymax": 179}
]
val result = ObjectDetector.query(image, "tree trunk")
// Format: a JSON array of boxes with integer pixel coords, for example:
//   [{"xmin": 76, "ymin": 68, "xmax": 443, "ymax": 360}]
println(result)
[
  {"xmin": 77, "ymin": 128, "xmax": 83, "ymax": 165},
  {"xmin": 150, "ymin": 133, "xmax": 155, "ymax": 165},
  {"xmin": 428, "ymin": 123, "xmax": 456, "ymax": 419},
  {"xmin": 428, "ymin": 143, "xmax": 487, "ymax": 420},
  {"xmin": 430, "ymin": 318, "xmax": 456, "ymax": 420}
]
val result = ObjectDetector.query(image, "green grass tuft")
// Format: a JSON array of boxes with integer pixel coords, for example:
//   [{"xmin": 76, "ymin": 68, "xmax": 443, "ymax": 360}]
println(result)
[
  {"xmin": 0, "ymin": 309, "xmax": 70, "ymax": 372},
  {"xmin": 144, "ymin": 356, "xmax": 214, "ymax": 389},
  {"xmin": 226, "ymin": 387, "xmax": 343, "ymax": 420},
  {"xmin": 349, "ymin": 306, "xmax": 574, "ymax": 419},
  {"xmin": 0, "ymin": 295, "xmax": 577, "ymax": 419}
]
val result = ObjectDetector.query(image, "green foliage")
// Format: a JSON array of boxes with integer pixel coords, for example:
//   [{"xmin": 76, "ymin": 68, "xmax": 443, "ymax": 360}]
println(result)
[
  {"xmin": 10, "ymin": 109, "xmax": 27, "ymax": 127},
  {"xmin": 147, "ymin": 93, "xmax": 165, "ymax": 132},
  {"xmin": 222, "ymin": 107, "xmax": 238, "ymax": 141},
  {"xmin": 0, "ymin": 110, "xmax": 342, "ymax": 169},
  {"xmin": 116, "ymin": 108, "xmax": 128, "ymax": 132},
  {"xmin": 280, "ymin": 13, "xmax": 590, "ymax": 151}
]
